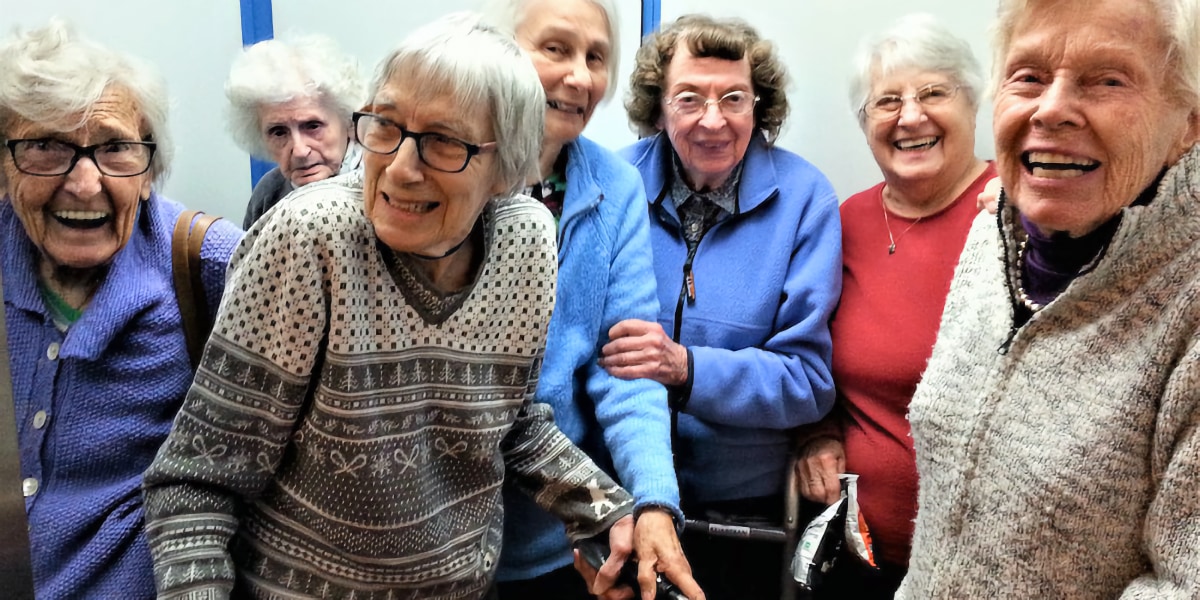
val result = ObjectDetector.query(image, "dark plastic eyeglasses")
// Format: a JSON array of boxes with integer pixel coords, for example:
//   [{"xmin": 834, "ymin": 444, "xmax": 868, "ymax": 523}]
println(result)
[
  {"xmin": 5, "ymin": 138, "xmax": 156, "ymax": 177},
  {"xmin": 353, "ymin": 112, "xmax": 497, "ymax": 173}
]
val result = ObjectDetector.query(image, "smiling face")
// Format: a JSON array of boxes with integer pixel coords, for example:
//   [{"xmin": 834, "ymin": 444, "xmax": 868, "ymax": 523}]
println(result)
[
  {"xmin": 865, "ymin": 67, "xmax": 977, "ymax": 194},
  {"xmin": 2, "ymin": 86, "xmax": 152, "ymax": 275},
  {"xmin": 258, "ymin": 96, "xmax": 350, "ymax": 187},
  {"xmin": 659, "ymin": 43, "xmax": 756, "ymax": 191},
  {"xmin": 515, "ymin": 0, "xmax": 611, "ymax": 153},
  {"xmin": 994, "ymin": 0, "xmax": 1200, "ymax": 236},
  {"xmin": 361, "ymin": 78, "xmax": 506, "ymax": 258}
]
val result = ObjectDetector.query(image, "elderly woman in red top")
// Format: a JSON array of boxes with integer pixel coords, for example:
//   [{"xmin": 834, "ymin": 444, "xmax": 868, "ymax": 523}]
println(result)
[{"xmin": 797, "ymin": 14, "xmax": 993, "ymax": 599}]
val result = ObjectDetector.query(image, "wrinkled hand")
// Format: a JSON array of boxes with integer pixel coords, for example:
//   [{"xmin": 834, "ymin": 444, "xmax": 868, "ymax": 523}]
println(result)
[
  {"xmin": 797, "ymin": 437, "xmax": 845, "ymax": 505},
  {"xmin": 600, "ymin": 319, "xmax": 688, "ymax": 386},
  {"xmin": 632, "ymin": 509, "xmax": 705, "ymax": 600},
  {"xmin": 977, "ymin": 176, "xmax": 1002, "ymax": 215},
  {"xmin": 575, "ymin": 514, "xmax": 636, "ymax": 600}
]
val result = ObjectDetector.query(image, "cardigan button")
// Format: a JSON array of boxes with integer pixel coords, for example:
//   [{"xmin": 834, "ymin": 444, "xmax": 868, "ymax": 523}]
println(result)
[
  {"xmin": 22, "ymin": 477, "xmax": 38, "ymax": 497},
  {"xmin": 33, "ymin": 411, "xmax": 47, "ymax": 429},
  {"xmin": 46, "ymin": 342, "xmax": 60, "ymax": 361}
]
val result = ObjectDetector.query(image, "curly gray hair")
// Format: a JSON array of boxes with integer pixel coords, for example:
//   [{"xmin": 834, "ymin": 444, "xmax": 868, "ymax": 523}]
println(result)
[
  {"xmin": 0, "ymin": 19, "xmax": 173, "ymax": 188},
  {"xmin": 225, "ymin": 34, "xmax": 364, "ymax": 160},
  {"xmin": 848, "ymin": 13, "xmax": 984, "ymax": 129}
]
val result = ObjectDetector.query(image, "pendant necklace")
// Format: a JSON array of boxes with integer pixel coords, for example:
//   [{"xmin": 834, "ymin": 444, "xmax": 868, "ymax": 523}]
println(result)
[{"xmin": 881, "ymin": 193, "xmax": 923, "ymax": 255}]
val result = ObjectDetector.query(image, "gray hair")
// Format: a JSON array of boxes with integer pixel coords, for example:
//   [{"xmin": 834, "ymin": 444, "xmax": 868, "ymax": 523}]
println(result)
[
  {"xmin": 369, "ymin": 12, "xmax": 545, "ymax": 196},
  {"xmin": 993, "ymin": 0, "xmax": 1200, "ymax": 108},
  {"xmin": 225, "ymin": 34, "xmax": 364, "ymax": 159},
  {"xmin": 0, "ymin": 19, "xmax": 172, "ymax": 188},
  {"xmin": 480, "ymin": 0, "xmax": 621, "ymax": 102},
  {"xmin": 849, "ymin": 13, "xmax": 984, "ymax": 128}
]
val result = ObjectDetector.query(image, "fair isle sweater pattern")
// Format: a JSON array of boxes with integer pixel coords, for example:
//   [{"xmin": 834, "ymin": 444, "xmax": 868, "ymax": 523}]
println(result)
[
  {"xmin": 900, "ymin": 145, "xmax": 1200, "ymax": 598},
  {"xmin": 143, "ymin": 172, "xmax": 633, "ymax": 600}
]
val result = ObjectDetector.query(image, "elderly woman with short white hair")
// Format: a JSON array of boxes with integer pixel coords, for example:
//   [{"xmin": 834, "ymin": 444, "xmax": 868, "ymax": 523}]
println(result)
[
  {"xmin": 795, "ymin": 14, "xmax": 992, "ymax": 598},
  {"xmin": 225, "ymin": 34, "xmax": 364, "ymax": 228},
  {"xmin": 0, "ymin": 20, "xmax": 242, "ymax": 598},
  {"xmin": 143, "ymin": 13, "xmax": 655, "ymax": 599},
  {"xmin": 902, "ymin": 0, "xmax": 1200, "ymax": 596}
]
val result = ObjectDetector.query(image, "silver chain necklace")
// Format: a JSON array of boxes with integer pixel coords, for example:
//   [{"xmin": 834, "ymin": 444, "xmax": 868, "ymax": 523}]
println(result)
[{"xmin": 881, "ymin": 195, "xmax": 923, "ymax": 255}]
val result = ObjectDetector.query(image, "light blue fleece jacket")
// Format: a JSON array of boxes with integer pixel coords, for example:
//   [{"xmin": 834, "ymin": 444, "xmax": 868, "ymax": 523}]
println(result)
[
  {"xmin": 621, "ymin": 132, "xmax": 841, "ymax": 503},
  {"xmin": 497, "ymin": 136, "xmax": 681, "ymax": 580}
]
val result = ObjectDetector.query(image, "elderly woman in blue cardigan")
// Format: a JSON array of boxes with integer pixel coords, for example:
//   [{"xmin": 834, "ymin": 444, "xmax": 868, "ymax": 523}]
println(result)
[
  {"xmin": 606, "ymin": 14, "xmax": 841, "ymax": 600},
  {"xmin": 0, "ymin": 21, "xmax": 241, "ymax": 598}
]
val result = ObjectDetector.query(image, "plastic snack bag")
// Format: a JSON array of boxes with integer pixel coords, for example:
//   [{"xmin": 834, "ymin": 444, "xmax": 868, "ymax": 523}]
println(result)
[{"xmin": 792, "ymin": 473, "xmax": 876, "ymax": 589}]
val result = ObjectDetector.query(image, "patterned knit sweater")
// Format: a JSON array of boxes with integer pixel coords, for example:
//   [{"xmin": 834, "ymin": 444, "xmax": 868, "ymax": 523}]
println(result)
[
  {"xmin": 142, "ymin": 172, "xmax": 633, "ymax": 600},
  {"xmin": 900, "ymin": 145, "xmax": 1200, "ymax": 598}
]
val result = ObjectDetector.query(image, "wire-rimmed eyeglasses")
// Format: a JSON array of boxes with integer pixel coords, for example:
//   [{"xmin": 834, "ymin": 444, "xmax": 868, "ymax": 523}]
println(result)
[
  {"xmin": 861, "ymin": 83, "xmax": 960, "ymax": 119},
  {"xmin": 353, "ymin": 112, "xmax": 497, "ymax": 174},
  {"xmin": 5, "ymin": 138, "xmax": 156, "ymax": 177},
  {"xmin": 664, "ymin": 90, "xmax": 759, "ymax": 117}
]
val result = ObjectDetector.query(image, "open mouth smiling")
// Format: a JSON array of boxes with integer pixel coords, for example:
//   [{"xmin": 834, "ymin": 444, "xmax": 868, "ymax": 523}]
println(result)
[
  {"xmin": 894, "ymin": 136, "xmax": 939, "ymax": 151},
  {"xmin": 53, "ymin": 210, "xmax": 110, "ymax": 229},
  {"xmin": 383, "ymin": 192, "xmax": 438, "ymax": 214},
  {"xmin": 1023, "ymin": 151, "xmax": 1100, "ymax": 179},
  {"xmin": 547, "ymin": 100, "xmax": 584, "ymax": 115}
]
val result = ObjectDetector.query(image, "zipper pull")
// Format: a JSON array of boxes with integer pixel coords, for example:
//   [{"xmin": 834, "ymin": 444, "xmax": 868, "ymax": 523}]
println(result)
[{"xmin": 684, "ymin": 265, "xmax": 696, "ymax": 303}]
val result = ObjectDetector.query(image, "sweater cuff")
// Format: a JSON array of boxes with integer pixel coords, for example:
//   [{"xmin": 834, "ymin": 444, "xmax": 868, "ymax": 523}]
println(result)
[{"xmin": 668, "ymin": 348, "xmax": 695, "ymax": 412}]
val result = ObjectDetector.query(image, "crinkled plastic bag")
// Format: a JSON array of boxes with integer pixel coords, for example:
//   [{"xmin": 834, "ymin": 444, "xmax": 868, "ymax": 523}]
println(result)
[{"xmin": 792, "ymin": 473, "xmax": 876, "ymax": 589}]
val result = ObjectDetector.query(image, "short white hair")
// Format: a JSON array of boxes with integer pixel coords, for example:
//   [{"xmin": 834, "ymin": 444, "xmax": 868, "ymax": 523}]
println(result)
[
  {"xmin": 994, "ymin": 0, "xmax": 1200, "ymax": 108},
  {"xmin": 480, "ymin": 0, "xmax": 620, "ymax": 102},
  {"xmin": 0, "ymin": 18, "xmax": 173, "ymax": 188},
  {"xmin": 225, "ymin": 34, "xmax": 364, "ymax": 159},
  {"xmin": 849, "ymin": 13, "xmax": 984, "ymax": 128},
  {"xmin": 369, "ymin": 12, "xmax": 545, "ymax": 196}
]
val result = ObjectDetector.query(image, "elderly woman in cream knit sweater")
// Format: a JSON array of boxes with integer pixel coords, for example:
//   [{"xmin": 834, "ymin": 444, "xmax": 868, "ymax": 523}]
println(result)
[{"xmin": 902, "ymin": 0, "xmax": 1200, "ymax": 597}]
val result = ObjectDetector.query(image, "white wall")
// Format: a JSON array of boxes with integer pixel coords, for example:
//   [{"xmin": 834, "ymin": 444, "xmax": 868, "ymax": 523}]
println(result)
[{"xmin": 4, "ymin": 0, "xmax": 999, "ymax": 221}]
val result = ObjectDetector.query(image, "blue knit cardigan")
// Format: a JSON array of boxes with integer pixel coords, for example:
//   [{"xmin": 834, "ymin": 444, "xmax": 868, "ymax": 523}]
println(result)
[{"xmin": 2, "ymin": 194, "xmax": 241, "ymax": 598}]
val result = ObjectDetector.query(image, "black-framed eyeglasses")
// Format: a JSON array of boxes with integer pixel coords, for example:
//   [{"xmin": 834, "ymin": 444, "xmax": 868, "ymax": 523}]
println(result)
[
  {"xmin": 353, "ymin": 112, "xmax": 497, "ymax": 174},
  {"xmin": 5, "ymin": 138, "xmax": 156, "ymax": 177},
  {"xmin": 664, "ymin": 90, "xmax": 759, "ymax": 117},
  {"xmin": 861, "ymin": 83, "xmax": 960, "ymax": 119}
]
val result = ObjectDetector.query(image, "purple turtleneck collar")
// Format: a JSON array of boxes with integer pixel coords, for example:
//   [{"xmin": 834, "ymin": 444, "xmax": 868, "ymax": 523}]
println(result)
[{"xmin": 1020, "ymin": 173, "xmax": 1163, "ymax": 306}]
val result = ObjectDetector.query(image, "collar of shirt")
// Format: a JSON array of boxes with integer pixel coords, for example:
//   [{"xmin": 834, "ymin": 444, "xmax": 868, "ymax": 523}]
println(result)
[{"xmin": 668, "ymin": 153, "xmax": 742, "ymax": 216}]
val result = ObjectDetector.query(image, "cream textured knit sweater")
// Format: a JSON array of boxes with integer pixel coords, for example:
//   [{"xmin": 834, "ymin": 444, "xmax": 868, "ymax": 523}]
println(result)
[{"xmin": 900, "ymin": 145, "xmax": 1200, "ymax": 598}]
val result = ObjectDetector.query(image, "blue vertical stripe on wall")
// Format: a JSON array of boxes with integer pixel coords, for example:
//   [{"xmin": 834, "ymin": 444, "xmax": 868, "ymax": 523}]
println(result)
[
  {"xmin": 239, "ymin": 0, "xmax": 275, "ymax": 188},
  {"xmin": 641, "ymin": 0, "xmax": 661, "ymax": 38}
]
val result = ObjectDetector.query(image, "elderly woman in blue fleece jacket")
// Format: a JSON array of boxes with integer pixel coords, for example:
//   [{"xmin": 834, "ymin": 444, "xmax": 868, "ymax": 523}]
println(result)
[
  {"xmin": 480, "ymin": 1, "xmax": 700, "ymax": 599},
  {"xmin": 606, "ymin": 14, "xmax": 841, "ymax": 600}
]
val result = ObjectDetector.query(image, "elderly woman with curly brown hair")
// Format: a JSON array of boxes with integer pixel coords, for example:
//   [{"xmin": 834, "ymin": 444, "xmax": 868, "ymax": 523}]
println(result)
[{"xmin": 601, "ymin": 14, "xmax": 842, "ymax": 600}]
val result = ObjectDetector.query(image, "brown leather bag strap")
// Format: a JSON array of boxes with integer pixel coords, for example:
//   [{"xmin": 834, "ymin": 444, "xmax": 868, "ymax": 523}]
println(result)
[
  {"xmin": 172, "ymin": 210, "xmax": 222, "ymax": 369},
  {"xmin": 0, "ymin": 259, "xmax": 36, "ymax": 598}
]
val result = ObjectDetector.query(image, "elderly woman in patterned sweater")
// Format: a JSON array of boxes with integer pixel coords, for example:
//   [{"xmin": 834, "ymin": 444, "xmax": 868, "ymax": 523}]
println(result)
[
  {"xmin": 143, "ymin": 13, "xmax": 643, "ymax": 600},
  {"xmin": 901, "ymin": 0, "xmax": 1200, "ymax": 596}
]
